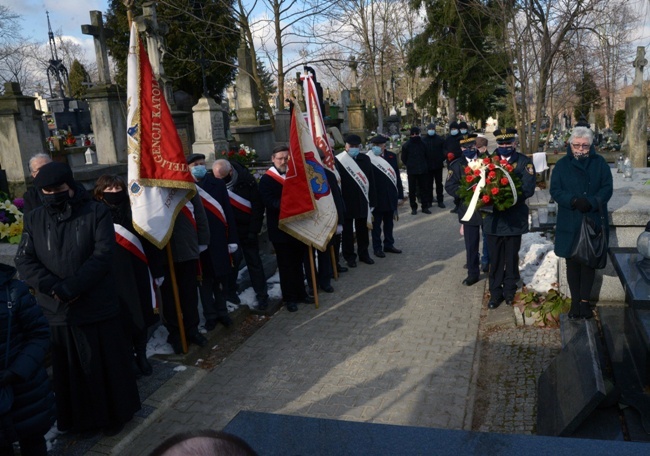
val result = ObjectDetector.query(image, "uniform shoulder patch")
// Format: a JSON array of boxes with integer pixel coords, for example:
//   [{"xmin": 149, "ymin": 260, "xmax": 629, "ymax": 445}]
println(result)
[
  {"xmin": 526, "ymin": 163, "xmax": 535, "ymax": 175},
  {"xmin": 447, "ymin": 169, "xmax": 453, "ymax": 178}
]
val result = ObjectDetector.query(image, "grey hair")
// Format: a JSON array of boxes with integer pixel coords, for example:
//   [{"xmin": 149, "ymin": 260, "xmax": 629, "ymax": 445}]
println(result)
[
  {"xmin": 569, "ymin": 126, "xmax": 594, "ymax": 145},
  {"xmin": 213, "ymin": 159, "xmax": 232, "ymax": 177},
  {"xmin": 28, "ymin": 153, "xmax": 52, "ymax": 173}
]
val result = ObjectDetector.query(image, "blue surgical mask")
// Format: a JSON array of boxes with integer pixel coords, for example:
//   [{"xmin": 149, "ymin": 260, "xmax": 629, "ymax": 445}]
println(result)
[
  {"xmin": 497, "ymin": 146, "xmax": 514, "ymax": 157},
  {"xmin": 460, "ymin": 129, "xmax": 468, "ymax": 135},
  {"xmin": 371, "ymin": 146, "xmax": 382, "ymax": 156},
  {"xmin": 462, "ymin": 148, "xmax": 477, "ymax": 159},
  {"xmin": 348, "ymin": 147, "xmax": 360, "ymax": 158},
  {"xmin": 450, "ymin": 129, "xmax": 459, "ymax": 136},
  {"xmin": 191, "ymin": 165, "xmax": 207, "ymax": 179},
  {"xmin": 427, "ymin": 130, "xmax": 436, "ymax": 136}
]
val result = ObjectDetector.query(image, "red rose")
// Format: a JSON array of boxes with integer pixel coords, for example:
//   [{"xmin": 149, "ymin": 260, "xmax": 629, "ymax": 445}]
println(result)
[
  {"xmin": 464, "ymin": 166, "xmax": 471, "ymax": 174},
  {"xmin": 488, "ymin": 171, "xmax": 496, "ymax": 179},
  {"xmin": 485, "ymin": 178, "xmax": 492, "ymax": 185},
  {"xmin": 506, "ymin": 164, "xmax": 513, "ymax": 172},
  {"xmin": 447, "ymin": 153, "xmax": 455, "ymax": 162},
  {"xmin": 239, "ymin": 149, "xmax": 246, "ymax": 156},
  {"xmin": 483, "ymin": 157, "xmax": 490, "ymax": 164},
  {"xmin": 491, "ymin": 187, "xmax": 499, "ymax": 195},
  {"xmin": 465, "ymin": 175, "xmax": 474, "ymax": 183},
  {"xmin": 473, "ymin": 169, "xmax": 481, "ymax": 176},
  {"xmin": 228, "ymin": 150, "xmax": 235, "ymax": 157},
  {"xmin": 500, "ymin": 160, "xmax": 508, "ymax": 166},
  {"xmin": 500, "ymin": 177, "xmax": 509, "ymax": 185},
  {"xmin": 492, "ymin": 156, "xmax": 500, "ymax": 163},
  {"xmin": 488, "ymin": 164, "xmax": 495, "ymax": 170},
  {"xmin": 482, "ymin": 195, "xmax": 491, "ymax": 204}
]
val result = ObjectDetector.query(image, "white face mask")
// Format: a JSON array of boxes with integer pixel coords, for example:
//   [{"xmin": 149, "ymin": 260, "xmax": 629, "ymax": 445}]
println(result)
[{"xmin": 428, "ymin": 130, "xmax": 436, "ymax": 136}]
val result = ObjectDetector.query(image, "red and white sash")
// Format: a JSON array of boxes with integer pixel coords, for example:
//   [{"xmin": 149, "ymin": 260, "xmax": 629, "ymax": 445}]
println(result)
[
  {"xmin": 181, "ymin": 201, "xmax": 197, "ymax": 231},
  {"xmin": 197, "ymin": 186, "xmax": 227, "ymax": 228},
  {"xmin": 114, "ymin": 224, "xmax": 156, "ymax": 309},
  {"xmin": 228, "ymin": 190, "xmax": 252, "ymax": 215},
  {"xmin": 367, "ymin": 152, "xmax": 397, "ymax": 190},
  {"xmin": 265, "ymin": 166, "xmax": 285, "ymax": 185},
  {"xmin": 336, "ymin": 152, "xmax": 372, "ymax": 228}
]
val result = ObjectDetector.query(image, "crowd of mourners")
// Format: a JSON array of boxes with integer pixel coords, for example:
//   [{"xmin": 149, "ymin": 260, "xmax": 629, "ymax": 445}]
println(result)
[{"xmin": 0, "ymin": 117, "xmax": 612, "ymax": 455}]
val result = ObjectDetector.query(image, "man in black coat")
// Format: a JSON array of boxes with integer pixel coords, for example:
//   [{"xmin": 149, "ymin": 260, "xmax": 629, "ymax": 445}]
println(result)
[
  {"xmin": 422, "ymin": 123, "xmax": 446, "ymax": 209},
  {"xmin": 484, "ymin": 128, "xmax": 536, "ymax": 309},
  {"xmin": 367, "ymin": 135, "xmax": 403, "ymax": 257},
  {"xmin": 335, "ymin": 134, "xmax": 377, "ymax": 267},
  {"xmin": 401, "ymin": 126, "xmax": 430, "ymax": 215},
  {"xmin": 214, "ymin": 159, "xmax": 269, "ymax": 310}
]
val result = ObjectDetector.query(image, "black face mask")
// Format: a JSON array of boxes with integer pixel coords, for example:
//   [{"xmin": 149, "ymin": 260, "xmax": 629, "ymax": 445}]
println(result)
[
  {"xmin": 41, "ymin": 190, "xmax": 70, "ymax": 212},
  {"xmin": 103, "ymin": 190, "xmax": 127, "ymax": 206}
]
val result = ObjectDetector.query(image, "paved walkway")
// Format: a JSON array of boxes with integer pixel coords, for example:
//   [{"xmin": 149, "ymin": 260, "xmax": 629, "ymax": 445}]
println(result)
[{"xmin": 97, "ymin": 200, "xmax": 487, "ymax": 454}]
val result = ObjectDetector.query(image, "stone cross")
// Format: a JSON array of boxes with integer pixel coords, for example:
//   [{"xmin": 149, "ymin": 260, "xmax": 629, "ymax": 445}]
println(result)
[
  {"xmin": 137, "ymin": 2, "xmax": 169, "ymax": 81},
  {"xmin": 633, "ymin": 46, "xmax": 647, "ymax": 97},
  {"xmin": 81, "ymin": 11, "xmax": 114, "ymax": 85},
  {"xmin": 348, "ymin": 56, "xmax": 359, "ymax": 88}
]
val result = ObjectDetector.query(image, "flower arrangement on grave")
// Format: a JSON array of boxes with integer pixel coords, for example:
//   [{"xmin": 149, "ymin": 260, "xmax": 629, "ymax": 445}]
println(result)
[
  {"xmin": 64, "ymin": 131, "xmax": 77, "ymax": 147},
  {"xmin": 457, "ymin": 155, "xmax": 523, "ymax": 215},
  {"xmin": 0, "ymin": 194, "xmax": 24, "ymax": 244},
  {"xmin": 220, "ymin": 144, "xmax": 258, "ymax": 167}
]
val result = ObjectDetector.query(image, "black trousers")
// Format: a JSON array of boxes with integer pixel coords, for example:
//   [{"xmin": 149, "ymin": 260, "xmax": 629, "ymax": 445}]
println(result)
[
  {"xmin": 486, "ymin": 234, "xmax": 522, "ymax": 300},
  {"xmin": 198, "ymin": 254, "xmax": 229, "ymax": 321},
  {"xmin": 565, "ymin": 257, "xmax": 596, "ymax": 302},
  {"xmin": 0, "ymin": 436, "xmax": 47, "ymax": 456},
  {"xmin": 304, "ymin": 242, "xmax": 334, "ymax": 290},
  {"xmin": 407, "ymin": 173, "xmax": 429, "ymax": 209},
  {"xmin": 371, "ymin": 209, "xmax": 395, "ymax": 251},
  {"xmin": 427, "ymin": 168, "xmax": 444, "ymax": 204},
  {"xmin": 273, "ymin": 238, "xmax": 307, "ymax": 304},
  {"xmin": 464, "ymin": 224, "xmax": 480, "ymax": 279},
  {"xmin": 161, "ymin": 260, "xmax": 200, "ymax": 338},
  {"xmin": 226, "ymin": 238, "xmax": 269, "ymax": 301},
  {"xmin": 342, "ymin": 217, "xmax": 370, "ymax": 262}
]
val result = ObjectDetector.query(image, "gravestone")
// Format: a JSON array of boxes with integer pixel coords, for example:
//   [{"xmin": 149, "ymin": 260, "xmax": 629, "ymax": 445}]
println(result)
[
  {"xmin": 340, "ymin": 90, "xmax": 350, "ymax": 134},
  {"xmin": 537, "ymin": 321, "xmax": 607, "ymax": 436},
  {"xmin": 191, "ymin": 96, "xmax": 229, "ymax": 162},
  {"xmin": 346, "ymin": 57, "xmax": 366, "ymax": 141},
  {"xmin": 623, "ymin": 46, "xmax": 648, "ymax": 168}
]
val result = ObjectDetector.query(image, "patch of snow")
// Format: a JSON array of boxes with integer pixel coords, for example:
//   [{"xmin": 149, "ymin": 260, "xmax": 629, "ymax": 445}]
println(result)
[
  {"xmin": 173, "ymin": 365, "xmax": 187, "ymax": 372},
  {"xmin": 518, "ymin": 232, "xmax": 559, "ymax": 293}
]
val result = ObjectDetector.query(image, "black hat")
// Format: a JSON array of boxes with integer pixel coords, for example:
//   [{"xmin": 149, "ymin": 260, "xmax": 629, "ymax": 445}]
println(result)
[
  {"xmin": 575, "ymin": 116, "xmax": 590, "ymax": 128},
  {"xmin": 459, "ymin": 121, "xmax": 468, "ymax": 129},
  {"xmin": 449, "ymin": 121, "xmax": 459, "ymax": 129},
  {"xmin": 187, "ymin": 153, "xmax": 206, "ymax": 165},
  {"xmin": 427, "ymin": 123, "xmax": 436, "ymax": 130},
  {"xmin": 494, "ymin": 127, "xmax": 517, "ymax": 144},
  {"xmin": 345, "ymin": 134, "xmax": 362, "ymax": 146},
  {"xmin": 369, "ymin": 135, "xmax": 388, "ymax": 144},
  {"xmin": 33, "ymin": 161, "xmax": 74, "ymax": 190},
  {"xmin": 459, "ymin": 133, "xmax": 478, "ymax": 146},
  {"xmin": 410, "ymin": 126, "xmax": 421, "ymax": 135}
]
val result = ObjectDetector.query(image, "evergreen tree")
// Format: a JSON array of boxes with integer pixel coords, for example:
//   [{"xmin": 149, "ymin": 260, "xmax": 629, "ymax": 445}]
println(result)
[
  {"xmin": 104, "ymin": 0, "xmax": 239, "ymax": 101},
  {"xmin": 574, "ymin": 71, "xmax": 601, "ymax": 121},
  {"xmin": 257, "ymin": 57, "xmax": 276, "ymax": 100},
  {"xmin": 68, "ymin": 59, "xmax": 91, "ymax": 99}
]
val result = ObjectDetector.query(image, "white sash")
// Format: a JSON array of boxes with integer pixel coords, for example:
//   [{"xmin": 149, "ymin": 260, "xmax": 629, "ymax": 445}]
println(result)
[
  {"xmin": 228, "ymin": 190, "xmax": 252, "ymax": 214},
  {"xmin": 366, "ymin": 152, "xmax": 397, "ymax": 190},
  {"xmin": 197, "ymin": 186, "xmax": 228, "ymax": 227},
  {"xmin": 113, "ymin": 224, "xmax": 156, "ymax": 309},
  {"xmin": 266, "ymin": 166, "xmax": 285, "ymax": 185},
  {"xmin": 336, "ymin": 152, "xmax": 372, "ymax": 228}
]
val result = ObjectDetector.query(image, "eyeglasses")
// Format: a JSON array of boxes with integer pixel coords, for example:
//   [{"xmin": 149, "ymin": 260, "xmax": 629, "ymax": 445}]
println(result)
[{"xmin": 571, "ymin": 143, "xmax": 590, "ymax": 150}]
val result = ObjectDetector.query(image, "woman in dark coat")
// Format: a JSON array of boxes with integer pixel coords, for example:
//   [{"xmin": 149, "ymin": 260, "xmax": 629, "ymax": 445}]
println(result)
[
  {"xmin": 550, "ymin": 126, "xmax": 613, "ymax": 319},
  {"xmin": 94, "ymin": 175, "xmax": 164, "ymax": 377},
  {"xmin": 0, "ymin": 263, "xmax": 55, "ymax": 456}
]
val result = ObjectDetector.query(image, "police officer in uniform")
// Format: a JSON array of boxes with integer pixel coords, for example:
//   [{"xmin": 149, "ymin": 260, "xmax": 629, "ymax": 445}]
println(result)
[
  {"xmin": 484, "ymin": 128, "xmax": 536, "ymax": 309},
  {"xmin": 445, "ymin": 133, "xmax": 483, "ymax": 286}
]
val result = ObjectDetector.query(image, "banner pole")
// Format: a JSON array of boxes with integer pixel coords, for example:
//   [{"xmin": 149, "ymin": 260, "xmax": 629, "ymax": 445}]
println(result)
[
  {"xmin": 308, "ymin": 245, "xmax": 319, "ymax": 309},
  {"xmin": 329, "ymin": 245, "xmax": 338, "ymax": 281},
  {"xmin": 165, "ymin": 243, "xmax": 188, "ymax": 353}
]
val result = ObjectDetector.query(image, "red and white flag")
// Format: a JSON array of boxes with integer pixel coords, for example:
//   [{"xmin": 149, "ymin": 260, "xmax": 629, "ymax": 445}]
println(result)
[
  {"xmin": 278, "ymin": 103, "xmax": 337, "ymax": 252},
  {"xmin": 126, "ymin": 22, "xmax": 196, "ymax": 249},
  {"xmin": 301, "ymin": 71, "xmax": 340, "ymax": 183}
]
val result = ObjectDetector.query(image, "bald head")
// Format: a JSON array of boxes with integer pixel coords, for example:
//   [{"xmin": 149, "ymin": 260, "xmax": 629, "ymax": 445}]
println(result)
[{"xmin": 213, "ymin": 159, "xmax": 232, "ymax": 179}]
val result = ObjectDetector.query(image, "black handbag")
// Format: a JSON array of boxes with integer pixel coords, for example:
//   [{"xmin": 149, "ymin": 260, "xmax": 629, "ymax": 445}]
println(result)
[{"xmin": 570, "ymin": 205, "xmax": 608, "ymax": 270}]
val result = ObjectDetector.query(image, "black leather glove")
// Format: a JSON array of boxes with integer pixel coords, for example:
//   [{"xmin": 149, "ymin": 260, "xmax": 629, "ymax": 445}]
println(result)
[
  {"xmin": 51, "ymin": 281, "xmax": 77, "ymax": 303},
  {"xmin": 0, "ymin": 370, "xmax": 18, "ymax": 387},
  {"xmin": 571, "ymin": 197, "xmax": 592, "ymax": 213}
]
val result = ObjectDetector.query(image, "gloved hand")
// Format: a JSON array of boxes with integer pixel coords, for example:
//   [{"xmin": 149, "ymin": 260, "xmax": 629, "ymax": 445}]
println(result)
[
  {"xmin": 154, "ymin": 277, "xmax": 165, "ymax": 287},
  {"xmin": 51, "ymin": 281, "xmax": 76, "ymax": 303},
  {"xmin": 336, "ymin": 225, "xmax": 343, "ymax": 235},
  {"xmin": 228, "ymin": 243, "xmax": 239, "ymax": 254},
  {"xmin": 198, "ymin": 244, "xmax": 208, "ymax": 253},
  {"xmin": 571, "ymin": 197, "xmax": 592, "ymax": 213},
  {"xmin": 0, "ymin": 370, "xmax": 17, "ymax": 387}
]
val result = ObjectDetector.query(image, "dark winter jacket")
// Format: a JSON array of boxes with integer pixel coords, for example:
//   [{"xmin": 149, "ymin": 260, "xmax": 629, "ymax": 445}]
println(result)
[
  {"xmin": 0, "ymin": 263, "xmax": 55, "ymax": 444},
  {"xmin": 226, "ymin": 161, "xmax": 265, "ymax": 240},
  {"xmin": 166, "ymin": 189, "xmax": 210, "ymax": 264},
  {"xmin": 21, "ymin": 187, "xmax": 41, "ymax": 217},
  {"xmin": 444, "ymin": 134, "xmax": 462, "ymax": 161},
  {"xmin": 335, "ymin": 152, "xmax": 377, "ymax": 219},
  {"xmin": 445, "ymin": 157, "xmax": 483, "ymax": 226},
  {"xmin": 422, "ymin": 134, "xmax": 446, "ymax": 170},
  {"xmin": 259, "ymin": 167, "xmax": 291, "ymax": 244},
  {"xmin": 15, "ymin": 185, "xmax": 120, "ymax": 326},
  {"xmin": 198, "ymin": 174, "xmax": 239, "ymax": 277},
  {"xmin": 369, "ymin": 151, "xmax": 402, "ymax": 213},
  {"xmin": 401, "ymin": 136, "xmax": 428, "ymax": 175},
  {"xmin": 482, "ymin": 152, "xmax": 537, "ymax": 236},
  {"xmin": 550, "ymin": 145, "xmax": 613, "ymax": 258}
]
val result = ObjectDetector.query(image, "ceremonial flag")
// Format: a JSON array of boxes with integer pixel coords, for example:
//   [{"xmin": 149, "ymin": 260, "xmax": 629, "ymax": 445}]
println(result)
[
  {"xmin": 126, "ymin": 22, "xmax": 196, "ymax": 249},
  {"xmin": 302, "ymin": 71, "xmax": 340, "ymax": 183},
  {"xmin": 278, "ymin": 103, "xmax": 337, "ymax": 252}
]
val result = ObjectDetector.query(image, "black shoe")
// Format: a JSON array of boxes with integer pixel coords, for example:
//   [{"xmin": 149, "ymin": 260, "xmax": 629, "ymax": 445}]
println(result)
[
  {"xmin": 347, "ymin": 260, "xmax": 357, "ymax": 268},
  {"xmin": 505, "ymin": 297, "xmax": 514, "ymax": 306},
  {"xmin": 359, "ymin": 257, "xmax": 375, "ymax": 265},
  {"xmin": 204, "ymin": 319, "xmax": 217, "ymax": 331},
  {"xmin": 135, "ymin": 353, "xmax": 153, "ymax": 376},
  {"xmin": 411, "ymin": 209, "xmax": 417, "ymax": 215},
  {"xmin": 188, "ymin": 333, "xmax": 208, "ymax": 347},
  {"xmin": 462, "ymin": 276, "xmax": 479, "ymax": 286},
  {"xmin": 422, "ymin": 208, "xmax": 432, "ymax": 214},
  {"xmin": 438, "ymin": 202, "xmax": 446, "ymax": 208},
  {"xmin": 225, "ymin": 292, "xmax": 241, "ymax": 305},
  {"xmin": 488, "ymin": 298, "xmax": 504, "ymax": 309},
  {"xmin": 286, "ymin": 302, "xmax": 298, "ymax": 312},
  {"xmin": 384, "ymin": 246, "xmax": 402, "ymax": 254},
  {"xmin": 579, "ymin": 301, "xmax": 593, "ymax": 319},
  {"xmin": 336, "ymin": 264, "xmax": 349, "ymax": 273},
  {"xmin": 217, "ymin": 315, "xmax": 233, "ymax": 328},
  {"xmin": 568, "ymin": 300, "xmax": 580, "ymax": 319},
  {"xmin": 374, "ymin": 250, "xmax": 386, "ymax": 258},
  {"xmin": 450, "ymin": 207, "xmax": 458, "ymax": 214},
  {"xmin": 320, "ymin": 284, "xmax": 334, "ymax": 293},
  {"xmin": 303, "ymin": 295, "xmax": 315, "ymax": 304},
  {"xmin": 481, "ymin": 263, "xmax": 489, "ymax": 273},
  {"xmin": 102, "ymin": 423, "xmax": 125, "ymax": 437},
  {"xmin": 258, "ymin": 298, "xmax": 269, "ymax": 311}
]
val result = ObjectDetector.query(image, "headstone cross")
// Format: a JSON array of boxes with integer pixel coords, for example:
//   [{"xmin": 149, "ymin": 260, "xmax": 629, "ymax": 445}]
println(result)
[
  {"xmin": 81, "ymin": 11, "xmax": 114, "ymax": 85},
  {"xmin": 633, "ymin": 46, "xmax": 647, "ymax": 97}
]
